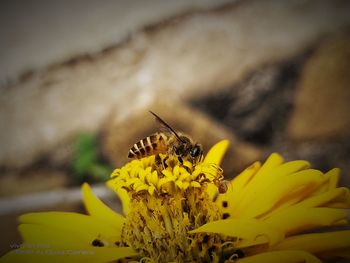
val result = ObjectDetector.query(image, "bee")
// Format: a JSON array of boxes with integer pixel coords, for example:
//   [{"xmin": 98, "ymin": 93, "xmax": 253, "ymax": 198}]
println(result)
[{"xmin": 128, "ymin": 111, "xmax": 203, "ymax": 165}]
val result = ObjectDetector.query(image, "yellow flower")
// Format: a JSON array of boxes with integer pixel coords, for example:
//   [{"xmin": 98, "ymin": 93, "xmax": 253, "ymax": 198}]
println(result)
[{"xmin": 1, "ymin": 140, "xmax": 350, "ymax": 263}]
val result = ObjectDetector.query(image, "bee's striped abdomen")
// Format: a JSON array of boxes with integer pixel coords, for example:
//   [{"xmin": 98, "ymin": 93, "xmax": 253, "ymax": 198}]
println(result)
[{"xmin": 128, "ymin": 133, "xmax": 167, "ymax": 159}]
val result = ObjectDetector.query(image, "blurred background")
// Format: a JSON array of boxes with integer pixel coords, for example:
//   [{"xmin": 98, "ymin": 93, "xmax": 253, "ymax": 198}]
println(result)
[{"xmin": 1, "ymin": 0, "xmax": 350, "ymax": 256}]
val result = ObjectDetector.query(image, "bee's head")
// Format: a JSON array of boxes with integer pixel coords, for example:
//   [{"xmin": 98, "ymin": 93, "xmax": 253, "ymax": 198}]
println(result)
[
  {"xmin": 189, "ymin": 143, "xmax": 203, "ymax": 162},
  {"xmin": 174, "ymin": 136, "xmax": 203, "ymax": 163}
]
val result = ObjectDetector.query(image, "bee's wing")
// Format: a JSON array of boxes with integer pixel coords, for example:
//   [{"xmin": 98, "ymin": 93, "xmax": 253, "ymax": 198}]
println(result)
[{"xmin": 149, "ymin": 111, "xmax": 184, "ymax": 142}]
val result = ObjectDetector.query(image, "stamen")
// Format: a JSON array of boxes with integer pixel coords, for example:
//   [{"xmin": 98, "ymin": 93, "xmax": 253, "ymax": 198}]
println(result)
[{"xmin": 110, "ymin": 153, "xmax": 227, "ymax": 261}]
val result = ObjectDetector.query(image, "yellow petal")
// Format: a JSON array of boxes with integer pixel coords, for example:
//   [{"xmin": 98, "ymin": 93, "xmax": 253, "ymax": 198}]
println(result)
[
  {"xmin": 182, "ymin": 181, "xmax": 190, "ymax": 190},
  {"xmin": 236, "ymin": 160, "xmax": 311, "ymax": 212},
  {"xmin": 326, "ymin": 168, "xmax": 340, "ymax": 189},
  {"xmin": 189, "ymin": 218, "xmax": 283, "ymax": 246},
  {"xmin": 228, "ymin": 153, "xmax": 283, "ymax": 216},
  {"xmin": 255, "ymin": 160, "xmax": 311, "ymax": 193},
  {"xmin": 230, "ymin": 161, "xmax": 261, "ymax": 195},
  {"xmin": 178, "ymin": 170, "xmax": 190, "ymax": 181},
  {"xmin": 14, "ymin": 224, "xmax": 134, "ymax": 261},
  {"xmin": 138, "ymin": 169, "xmax": 146, "ymax": 182},
  {"xmin": 264, "ymin": 207, "xmax": 347, "ymax": 236},
  {"xmin": 235, "ymin": 169, "xmax": 325, "ymax": 218},
  {"xmin": 158, "ymin": 177, "xmax": 175, "ymax": 188},
  {"xmin": 312, "ymin": 168, "xmax": 340, "ymax": 195},
  {"xmin": 203, "ymin": 140, "xmax": 230, "ymax": 166},
  {"xmin": 0, "ymin": 247, "xmax": 137, "ymax": 263},
  {"xmin": 248, "ymin": 153, "xmax": 285, "ymax": 186},
  {"xmin": 20, "ymin": 212, "xmax": 121, "ymax": 242},
  {"xmin": 206, "ymin": 183, "xmax": 218, "ymax": 201},
  {"xmin": 183, "ymin": 161, "xmax": 193, "ymax": 170},
  {"xmin": 147, "ymin": 170, "xmax": 158, "ymax": 186},
  {"xmin": 82, "ymin": 183, "xmax": 124, "ymax": 232},
  {"xmin": 162, "ymin": 170, "xmax": 174, "ymax": 178},
  {"xmin": 173, "ymin": 165, "xmax": 180, "ymax": 177},
  {"xmin": 190, "ymin": 181, "xmax": 201, "ymax": 188},
  {"xmin": 237, "ymin": 250, "xmax": 322, "ymax": 263},
  {"xmin": 118, "ymin": 188, "xmax": 131, "ymax": 215},
  {"xmin": 106, "ymin": 180, "xmax": 131, "ymax": 215},
  {"xmin": 148, "ymin": 185, "xmax": 156, "ymax": 195},
  {"xmin": 272, "ymin": 230, "xmax": 350, "ymax": 254},
  {"xmin": 296, "ymin": 187, "xmax": 349, "ymax": 209},
  {"xmin": 135, "ymin": 184, "xmax": 149, "ymax": 193},
  {"xmin": 175, "ymin": 180, "xmax": 183, "ymax": 189},
  {"xmin": 19, "ymin": 224, "xmax": 92, "ymax": 248},
  {"xmin": 215, "ymin": 162, "xmax": 261, "ymax": 212}
]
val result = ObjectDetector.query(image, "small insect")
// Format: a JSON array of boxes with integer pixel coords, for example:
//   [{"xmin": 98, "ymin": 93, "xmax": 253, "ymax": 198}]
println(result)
[
  {"xmin": 217, "ymin": 179, "xmax": 229, "ymax": 194},
  {"xmin": 128, "ymin": 111, "xmax": 203, "ymax": 165},
  {"xmin": 212, "ymin": 177, "xmax": 229, "ymax": 200}
]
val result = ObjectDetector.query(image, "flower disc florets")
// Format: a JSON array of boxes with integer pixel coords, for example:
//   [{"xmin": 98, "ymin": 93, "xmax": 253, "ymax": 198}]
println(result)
[
  {"xmin": 111, "ymin": 154, "xmax": 223, "ymax": 197},
  {"xmin": 109, "ymin": 154, "xmax": 228, "ymax": 262}
]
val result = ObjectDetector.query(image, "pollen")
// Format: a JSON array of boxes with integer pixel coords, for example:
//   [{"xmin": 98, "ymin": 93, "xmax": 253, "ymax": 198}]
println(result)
[
  {"xmin": 110, "ymin": 154, "xmax": 224, "ymax": 197},
  {"xmin": 109, "ymin": 154, "xmax": 230, "ymax": 262}
]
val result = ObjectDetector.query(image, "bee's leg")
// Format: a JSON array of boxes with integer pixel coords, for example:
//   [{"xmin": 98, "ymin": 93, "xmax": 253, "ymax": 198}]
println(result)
[
  {"xmin": 230, "ymin": 249, "xmax": 245, "ymax": 261},
  {"xmin": 199, "ymin": 152, "xmax": 204, "ymax": 162},
  {"xmin": 155, "ymin": 154, "xmax": 162, "ymax": 167},
  {"xmin": 162, "ymin": 155, "xmax": 169, "ymax": 169},
  {"xmin": 155, "ymin": 154, "xmax": 168, "ymax": 170},
  {"xmin": 178, "ymin": 156, "xmax": 183, "ymax": 165}
]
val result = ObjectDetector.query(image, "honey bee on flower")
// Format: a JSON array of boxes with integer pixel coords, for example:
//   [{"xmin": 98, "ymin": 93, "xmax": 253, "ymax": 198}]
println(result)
[
  {"xmin": 128, "ymin": 111, "xmax": 204, "ymax": 165},
  {"xmin": 1, "ymin": 140, "xmax": 350, "ymax": 263},
  {"xmin": 127, "ymin": 111, "xmax": 226, "ymax": 194}
]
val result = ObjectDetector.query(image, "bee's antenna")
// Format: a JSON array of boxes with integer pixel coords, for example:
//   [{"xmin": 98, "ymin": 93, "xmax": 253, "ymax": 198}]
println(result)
[{"xmin": 149, "ymin": 111, "xmax": 185, "ymax": 143}]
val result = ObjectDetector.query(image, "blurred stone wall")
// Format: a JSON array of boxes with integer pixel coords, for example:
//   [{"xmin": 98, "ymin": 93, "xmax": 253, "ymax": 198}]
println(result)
[{"xmin": 0, "ymin": 0, "xmax": 232, "ymax": 82}]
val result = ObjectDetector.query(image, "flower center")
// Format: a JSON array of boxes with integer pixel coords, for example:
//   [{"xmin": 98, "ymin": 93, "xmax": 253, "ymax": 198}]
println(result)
[
  {"xmin": 123, "ymin": 188, "xmax": 222, "ymax": 261},
  {"xmin": 110, "ymin": 154, "xmax": 229, "ymax": 262}
]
